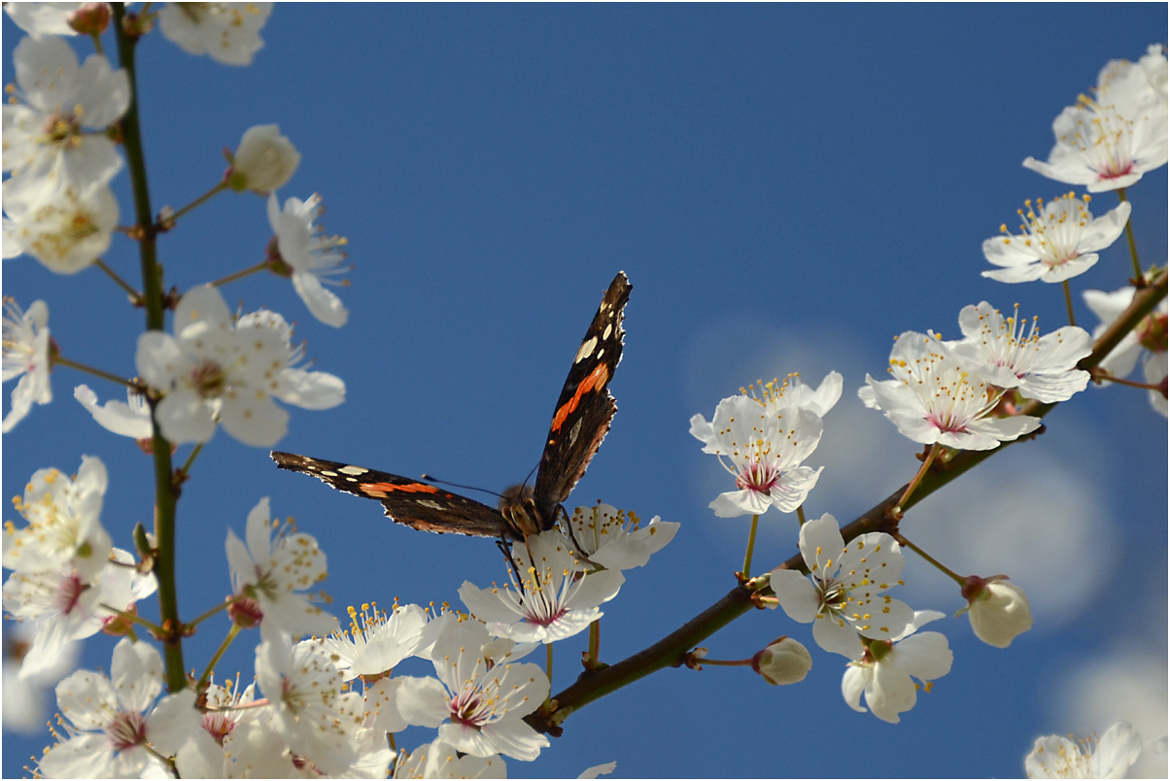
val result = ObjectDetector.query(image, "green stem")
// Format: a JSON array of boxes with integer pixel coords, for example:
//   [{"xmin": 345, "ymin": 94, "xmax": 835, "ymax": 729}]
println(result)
[
  {"xmin": 528, "ymin": 271, "xmax": 1168, "ymax": 735},
  {"xmin": 546, "ymin": 643, "xmax": 553, "ymax": 685},
  {"xmin": 895, "ymin": 444, "xmax": 940, "ymax": 515},
  {"xmin": 113, "ymin": 2, "xmax": 185, "ymax": 693},
  {"xmin": 210, "ymin": 260, "xmax": 269, "ymax": 288},
  {"xmin": 741, "ymin": 514, "xmax": 759, "ymax": 579},
  {"xmin": 99, "ymin": 604, "xmax": 166, "ymax": 636},
  {"xmin": 1092, "ymin": 371, "xmax": 1165, "ymax": 391},
  {"xmin": 893, "ymin": 533, "xmax": 965, "ymax": 586},
  {"xmin": 94, "ymin": 258, "xmax": 144, "ymax": 303},
  {"xmin": 185, "ymin": 595, "xmax": 234, "ymax": 630},
  {"xmin": 697, "ymin": 657, "xmax": 753, "ymax": 667},
  {"xmin": 53, "ymin": 356, "xmax": 136, "ymax": 388},
  {"xmin": 176, "ymin": 442, "xmax": 205, "ymax": 482},
  {"xmin": 165, "ymin": 181, "xmax": 228, "ymax": 226},
  {"xmin": 196, "ymin": 624, "xmax": 240, "ymax": 692},
  {"xmin": 91, "ymin": 32, "xmax": 104, "ymax": 55},
  {"xmin": 588, "ymin": 619, "xmax": 600, "ymax": 663},
  {"xmin": 1117, "ymin": 188, "xmax": 1142, "ymax": 279},
  {"xmin": 795, "ymin": 506, "xmax": 806, "ymax": 526},
  {"xmin": 1062, "ymin": 280, "xmax": 1076, "ymax": 327}
]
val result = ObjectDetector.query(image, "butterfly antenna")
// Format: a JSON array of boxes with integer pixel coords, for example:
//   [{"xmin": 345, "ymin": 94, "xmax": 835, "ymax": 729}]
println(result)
[
  {"xmin": 523, "ymin": 462, "xmax": 539, "ymax": 486},
  {"xmin": 420, "ymin": 475, "xmax": 503, "ymax": 500}
]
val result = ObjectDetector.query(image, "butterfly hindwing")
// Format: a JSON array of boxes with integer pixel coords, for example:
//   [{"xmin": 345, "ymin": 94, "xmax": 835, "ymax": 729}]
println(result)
[
  {"xmin": 270, "ymin": 452, "xmax": 508, "ymax": 538},
  {"xmin": 532, "ymin": 271, "xmax": 632, "ymax": 524}
]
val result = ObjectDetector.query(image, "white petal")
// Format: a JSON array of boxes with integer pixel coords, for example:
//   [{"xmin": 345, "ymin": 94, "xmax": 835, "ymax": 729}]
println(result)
[
  {"xmin": 155, "ymin": 390, "xmax": 216, "ymax": 444},
  {"xmin": 840, "ymin": 665, "xmax": 869, "ymax": 713},
  {"xmin": 110, "ymin": 636, "xmax": 163, "ymax": 713},
  {"xmin": 769, "ymin": 568, "xmax": 820, "ymax": 624},
  {"xmin": 273, "ymin": 368, "xmax": 346, "ymax": 409},
  {"xmin": 218, "ymin": 392, "xmax": 288, "ymax": 447},
  {"xmin": 292, "ymin": 271, "xmax": 348, "ymax": 327},
  {"xmin": 395, "ymin": 676, "xmax": 450, "ymax": 729}
]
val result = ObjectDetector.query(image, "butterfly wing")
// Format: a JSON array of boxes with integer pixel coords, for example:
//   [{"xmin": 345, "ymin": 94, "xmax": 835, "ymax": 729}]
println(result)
[
  {"xmin": 271, "ymin": 452, "xmax": 510, "ymax": 538},
  {"xmin": 532, "ymin": 271, "xmax": 632, "ymax": 525}
]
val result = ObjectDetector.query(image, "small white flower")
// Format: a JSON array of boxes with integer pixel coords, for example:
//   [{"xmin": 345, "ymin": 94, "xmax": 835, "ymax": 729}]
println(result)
[
  {"xmin": 158, "ymin": 2, "xmax": 273, "ymax": 66},
  {"xmin": 841, "ymin": 610, "xmax": 953, "ymax": 724},
  {"xmin": 37, "ymin": 638, "xmax": 201, "ymax": 778},
  {"xmin": 943, "ymin": 302, "xmax": 1092, "ymax": 403},
  {"xmin": 752, "ymin": 636, "xmax": 812, "ymax": 686},
  {"xmin": 255, "ymin": 634, "xmax": 356, "ymax": 775},
  {"xmin": 226, "ymin": 497, "xmax": 337, "ymax": 637},
  {"xmin": 393, "ymin": 740, "xmax": 507, "ymax": 779},
  {"xmin": 2, "ymin": 182, "xmax": 118, "ymax": 274},
  {"xmin": 565, "ymin": 502, "xmax": 678, "ymax": 571},
  {"xmin": 963, "ymin": 577, "xmax": 1033, "ymax": 649},
  {"xmin": 860, "ymin": 332, "xmax": 1041, "ymax": 450},
  {"xmin": 690, "ymin": 393, "xmax": 824, "ymax": 518},
  {"xmin": 320, "ymin": 601, "xmax": 427, "ymax": 680},
  {"xmin": 1084, "ymin": 286, "xmax": 1167, "ymax": 415},
  {"xmin": 770, "ymin": 513, "xmax": 916, "ymax": 656},
  {"xmin": 135, "ymin": 285, "xmax": 344, "ymax": 447},
  {"xmin": 1025, "ymin": 721, "xmax": 1144, "ymax": 779},
  {"xmin": 4, "ymin": 3, "xmax": 87, "ymax": 37},
  {"xmin": 1, "ymin": 36, "xmax": 129, "ymax": 205},
  {"xmin": 228, "ymin": 124, "xmax": 300, "ymax": 193},
  {"xmin": 267, "ymin": 191, "xmax": 350, "ymax": 327},
  {"xmin": 73, "ymin": 384, "xmax": 153, "ymax": 441},
  {"xmin": 981, "ymin": 193, "xmax": 1131, "ymax": 284},
  {"xmin": 460, "ymin": 529, "xmax": 624, "ymax": 644},
  {"xmin": 396, "ymin": 620, "xmax": 550, "ymax": 761},
  {"xmin": 2, "ymin": 297, "xmax": 52, "ymax": 432},
  {"xmin": 1024, "ymin": 50, "xmax": 1168, "ymax": 192}
]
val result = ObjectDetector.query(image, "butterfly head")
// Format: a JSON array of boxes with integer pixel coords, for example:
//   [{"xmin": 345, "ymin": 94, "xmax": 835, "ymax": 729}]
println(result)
[{"xmin": 499, "ymin": 483, "xmax": 544, "ymax": 539}]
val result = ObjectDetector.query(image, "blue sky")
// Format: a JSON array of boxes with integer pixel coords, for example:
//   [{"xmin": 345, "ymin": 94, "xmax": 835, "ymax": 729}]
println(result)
[{"xmin": 3, "ymin": 5, "xmax": 1166, "ymax": 778}]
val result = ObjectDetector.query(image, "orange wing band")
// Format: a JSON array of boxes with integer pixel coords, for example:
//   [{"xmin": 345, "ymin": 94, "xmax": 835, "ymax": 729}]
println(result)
[{"xmin": 551, "ymin": 364, "xmax": 609, "ymax": 433}]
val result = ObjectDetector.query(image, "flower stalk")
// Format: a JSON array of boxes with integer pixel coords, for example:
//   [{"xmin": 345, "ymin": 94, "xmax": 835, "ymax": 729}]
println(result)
[{"xmin": 1117, "ymin": 188, "xmax": 1142, "ymax": 279}]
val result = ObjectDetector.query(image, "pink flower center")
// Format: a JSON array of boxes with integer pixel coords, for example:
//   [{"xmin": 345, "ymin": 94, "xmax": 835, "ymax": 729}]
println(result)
[
  {"xmin": 450, "ymin": 690, "xmax": 487, "ymax": 729},
  {"xmin": 54, "ymin": 573, "xmax": 86, "ymax": 616},
  {"xmin": 926, "ymin": 412, "xmax": 969, "ymax": 435},
  {"xmin": 202, "ymin": 712, "xmax": 235, "ymax": 745},
  {"xmin": 736, "ymin": 461, "xmax": 779, "ymax": 494},
  {"xmin": 106, "ymin": 711, "xmax": 147, "ymax": 752}
]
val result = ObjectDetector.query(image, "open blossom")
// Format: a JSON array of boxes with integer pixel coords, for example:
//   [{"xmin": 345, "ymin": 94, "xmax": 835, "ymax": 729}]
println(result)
[
  {"xmin": 73, "ymin": 384, "xmax": 153, "ymax": 442},
  {"xmin": 3, "ymin": 181, "xmax": 118, "ymax": 273},
  {"xmin": 690, "ymin": 393, "xmax": 824, "ymax": 517},
  {"xmin": 5, "ymin": 3, "xmax": 86, "ymax": 36},
  {"xmin": 1023, "ymin": 49, "xmax": 1168, "ymax": 192},
  {"xmin": 770, "ymin": 513, "xmax": 915, "ymax": 657},
  {"xmin": 1098, "ymin": 45, "xmax": 1168, "ymax": 108},
  {"xmin": 743, "ymin": 371, "xmax": 844, "ymax": 417},
  {"xmin": 226, "ymin": 497, "xmax": 337, "ymax": 637},
  {"xmin": 135, "ymin": 285, "xmax": 344, "ymax": 447},
  {"xmin": 2, "ymin": 36, "xmax": 129, "ymax": 205},
  {"xmin": 841, "ymin": 610, "xmax": 953, "ymax": 724},
  {"xmin": 394, "ymin": 740, "xmax": 507, "ymax": 779},
  {"xmin": 228, "ymin": 124, "xmax": 300, "ymax": 193},
  {"xmin": 459, "ymin": 529, "xmax": 624, "ymax": 644},
  {"xmin": 266, "ymin": 192, "xmax": 350, "ymax": 327},
  {"xmin": 396, "ymin": 620, "xmax": 550, "ymax": 761},
  {"xmin": 158, "ymin": 2, "xmax": 273, "ymax": 66},
  {"xmin": 860, "ymin": 332, "xmax": 1041, "ymax": 450},
  {"xmin": 37, "ymin": 638, "xmax": 203, "ymax": 778},
  {"xmin": 2, "ymin": 298, "xmax": 52, "ymax": 432},
  {"xmin": 320, "ymin": 601, "xmax": 427, "ymax": 680},
  {"xmin": 942, "ymin": 302, "xmax": 1092, "ymax": 403},
  {"xmin": 1026, "ymin": 721, "xmax": 1144, "ymax": 779},
  {"xmin": 981, "ymin": 193, "xmax": 1130, "ymax": 284},
  {"xmin": 962, "ymin": 577, "xmax": 1033, "ymax": 649},
  {"xmin": 566, "ymin": 502, "xmax": 678, "ymax": 571}
]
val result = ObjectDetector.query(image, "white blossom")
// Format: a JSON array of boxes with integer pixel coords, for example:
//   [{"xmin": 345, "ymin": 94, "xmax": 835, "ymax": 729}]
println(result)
[
  {"xmin": 320, "ymin": 601, "xmax": 427, "ymax": 680},
  {"xmin": 964, "ymin": 578, "xmax": 1033, "ymax": 649},
  {"xmin": 2, "ymin": 36, "xmax": 128, "ymax": 205},
  {"xmin": 841, "ymin": 610, "xmax": 953, "ymax": 724},
  {"xmin": 860, "ymin": 331, "xmax": 1041, "ymax": 450},
  {"xmin": 73, "ymin": 384, "xmax": 153, "ymax": 441},
  {"xmin": 226, "ymin": 497, "xmax": 337, "ymax": 637},
  {"xmin": 943, "ymin": 302, "xmax": 1092, "ymax": 403},
  {"xmin": 396, "ymin": 620, "xmax": 550, "ymax": 761},
  {"xmin": 267, "ymin": 191, "xmax": 350, "ymax": 327},
  {"xmin": 393, "ymin": 740, "xmax": 507, "ymax": 779},
  {"xmin": 4, "ymin": 3, "xmax": 87, "ymax": 37},
  {"xmin": 2, "ymin": 297, "xmax": 53, "ymax": 432},
  {"xmin": 135, "ymin": 285, "xmax": 344, "ymax": 447},
  {"xmin": 158, "ymin": 2, "xmax": 273, "ymax": 66},
  {"xmin": 689, "ymin": 393, "xmax": 824, "ymax": 517},
  {"xmin": 753, "ymin": 636, "xmax": 812, "ymax": 686},
  {"xmin": 1026, "ymin": 721, "xmax": 1144, "ymax": 779},
  {"xmin": 742, "ymin": 371, "xmax": 844, "ymax": 417},
  {"xmin": 770, "ymin": 513, "xmax": 915, "ymax": 656},
  {"xmin": 565, "ymin": 502, "xmax": 678, "ymax": 571},
  {"xmin": 3, "ymin": 181, "xmax": 118, "ymax": 273},
  {"xmin": 981, "ymin": 193, "xmax": 1130, "ymax": 284},
  {"xmin": 1084, "ymin": 286, "xmax": 1167, "ymax": 415}
]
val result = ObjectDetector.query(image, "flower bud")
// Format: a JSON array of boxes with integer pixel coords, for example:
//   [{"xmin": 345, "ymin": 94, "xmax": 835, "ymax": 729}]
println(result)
[
  {"xmin": 228, "ymin": 124, "xmax": 300, "ymax": 193},
  {"xmin": 963, "ymin": 577, "xmax": 1032, "ymax": 648},
  {"xmin": 69, "ymin": 3, "xmax": 111, "ymax": 35},
  {"xmin": 228, "ymin": 596, "xmax": 264, "ymax": 629},
  {"xmin": 751, "ymin": 636, "xmax": 812, "ymax": 685}
]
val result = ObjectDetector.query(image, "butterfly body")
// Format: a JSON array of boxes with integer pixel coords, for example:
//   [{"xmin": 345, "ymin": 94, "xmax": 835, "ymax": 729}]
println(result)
[{"xmin": 271, "ymin": 271, "xmax": 631, "ymax": 541}]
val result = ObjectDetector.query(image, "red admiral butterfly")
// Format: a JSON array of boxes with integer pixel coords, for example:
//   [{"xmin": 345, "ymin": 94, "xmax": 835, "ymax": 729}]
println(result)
[{"xmin": 272, "ymin": 271, "xmax": 631, "ymax": 542}]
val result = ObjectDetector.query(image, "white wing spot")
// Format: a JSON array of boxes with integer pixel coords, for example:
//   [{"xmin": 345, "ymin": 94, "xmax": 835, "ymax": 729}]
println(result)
[
  {"xmin": 416, "ymin": 499, "xmax": 444, "ymax": 510},
  {"xmin": 602, "ymin": 324, "xmax": 612, "ymax": 340},
  {"xmin": 320, "ymin": 470, "xmax": 338, "ymax": 477},
  {"xmin": 339, "ymin": 465, "xmax": 368, "ymax": 476},
  {"xmin": 575, "ymin": 336, "xmax": 598, "ymax": 364},
  {"xmin": 569, "ymin": 416, "xmax": 584, "ymax": 445}
]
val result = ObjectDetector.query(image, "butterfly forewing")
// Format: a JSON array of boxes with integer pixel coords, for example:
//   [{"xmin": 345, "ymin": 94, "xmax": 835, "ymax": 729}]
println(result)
[
  {"xmin": 532, "ymin": 271, "xmax": 632, "ymax": 524},
  {"xmin": 270, "ymin": 452, "xmax": 509, "ymax": 538}
]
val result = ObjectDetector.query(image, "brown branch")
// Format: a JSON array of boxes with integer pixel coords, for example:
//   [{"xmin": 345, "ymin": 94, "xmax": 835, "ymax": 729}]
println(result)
[{"xmin": 529, "ymin": 269, "xmax": 1167, "ymax": 734}]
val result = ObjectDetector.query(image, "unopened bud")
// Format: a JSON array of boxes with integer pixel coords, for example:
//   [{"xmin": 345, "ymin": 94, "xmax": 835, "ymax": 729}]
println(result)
[
  {"xmin": 751, "ymin": 636, "xmax": 812, "ymax": 685},
  {"xmin": 962, "ymin": 576, "xmax": 1033, "ymax": 648},
  {"xmin": 102, "ymin": 604, "xmax": 136, "ymax": 637},
  {"xmin": 227, "ymin": 124, "xmax": 300, "ymax": 193},
  {"xmin": 68, "ymin": 3, "xmax": 111, "ymax": 35}
]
